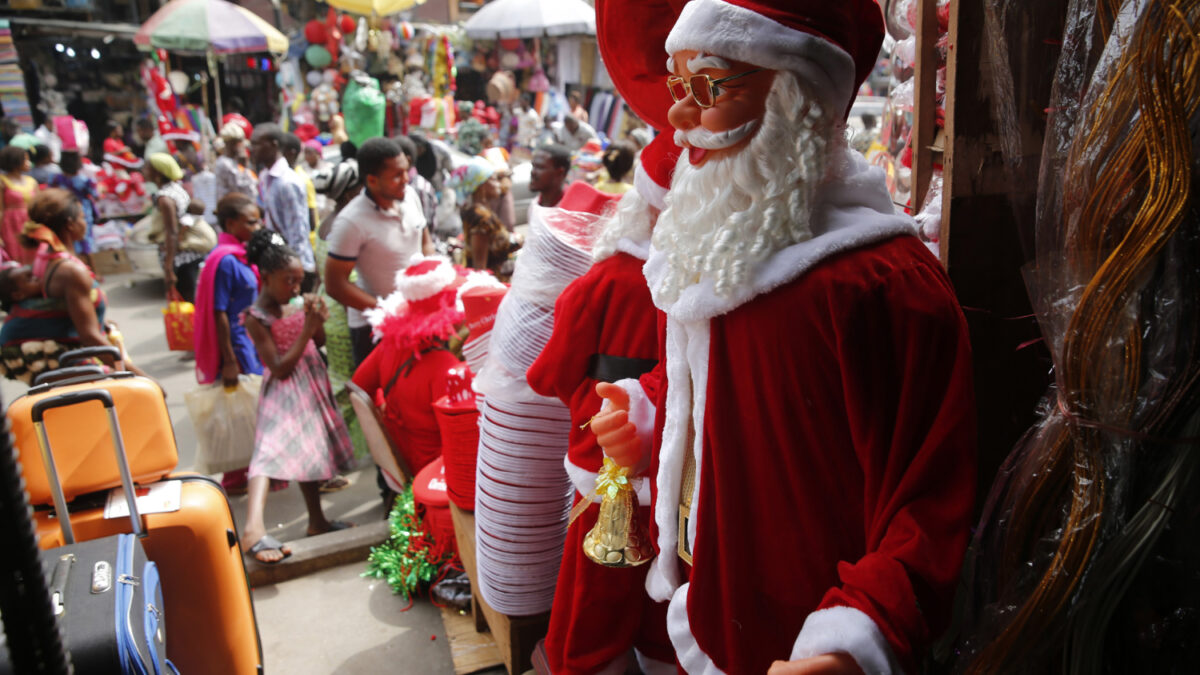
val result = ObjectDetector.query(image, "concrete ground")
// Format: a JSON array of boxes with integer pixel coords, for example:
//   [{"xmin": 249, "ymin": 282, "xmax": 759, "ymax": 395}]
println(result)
[{"xmin": 2, "ymin": 271, "xmax": 479, "ymax": 674}]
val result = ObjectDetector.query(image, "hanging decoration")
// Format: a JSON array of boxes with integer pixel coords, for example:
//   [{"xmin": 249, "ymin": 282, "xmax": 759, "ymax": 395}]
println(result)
[
  {"xmin": 305, "ymin": 44, "xmax": 332, "ymax": 69},
  {"xmin": 427, "ymin": 34, "xmax": 456, "ymax": 98}
]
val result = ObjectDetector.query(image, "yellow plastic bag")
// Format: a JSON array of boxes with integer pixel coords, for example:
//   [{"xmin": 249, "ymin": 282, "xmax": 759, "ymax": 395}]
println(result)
[{"xmin": 184, "ymin": 374, "xmax": 261, "ymax": 474}]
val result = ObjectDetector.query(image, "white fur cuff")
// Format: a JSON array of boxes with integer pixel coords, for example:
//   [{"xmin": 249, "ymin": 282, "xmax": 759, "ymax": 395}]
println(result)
[
  {"xmin": 565, "ymin": 458, "xmax": 651, "ymax": 504},
  {"xmin": 600, "ymin": 377, "xmax": 657, "ymax": 475},
  {"xmin": 791, "ymin": 606, "xmax": 904, "ymax": 675}
]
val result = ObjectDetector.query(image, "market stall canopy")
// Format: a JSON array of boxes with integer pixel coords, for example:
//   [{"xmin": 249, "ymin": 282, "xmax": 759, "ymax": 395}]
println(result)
[
  {"xmin": 134, "ymin": 0, "xmax": 288, "ymax": 55},
  {"xmin": 463, "ymin": 0, "xmax": 596, "ymax": 39},
  {"xmin": 326, "ymin": 0, "xmax": 426, "ymax": 17}
]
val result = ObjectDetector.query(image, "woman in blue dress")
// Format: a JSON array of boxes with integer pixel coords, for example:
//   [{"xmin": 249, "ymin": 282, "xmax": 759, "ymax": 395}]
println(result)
[{"xmin": 193, "ymin": 192, "xmax": 264, "ymax": 492}]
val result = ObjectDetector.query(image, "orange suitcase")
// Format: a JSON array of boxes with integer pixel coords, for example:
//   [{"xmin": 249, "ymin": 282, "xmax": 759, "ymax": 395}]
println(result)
[
  {"xmin": 7, "ymin": 372, "xmax": 178, "ymax": 505},
  {"xmin": 12, "ymin": 368, "xmax": 262, "ymax": 674},
  {"xmin": 32, "ymin": 473, "xmax": 264, "ymax": 674}
]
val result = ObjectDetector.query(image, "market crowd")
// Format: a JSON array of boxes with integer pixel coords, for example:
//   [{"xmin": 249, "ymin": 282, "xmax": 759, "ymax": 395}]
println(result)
[{"xmin": 0, "ymin": 42, "xmax": 659, "ymax": 559}]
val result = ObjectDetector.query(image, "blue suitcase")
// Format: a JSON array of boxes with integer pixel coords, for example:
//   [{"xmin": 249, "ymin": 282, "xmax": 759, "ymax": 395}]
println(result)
[{"xmin": 0, "ymin": 389, "xmax": 175, "ymax": 674}]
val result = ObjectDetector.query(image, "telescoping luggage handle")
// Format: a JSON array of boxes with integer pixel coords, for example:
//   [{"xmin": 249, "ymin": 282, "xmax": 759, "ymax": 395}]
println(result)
[
  {"xmin": 58, "ymin": 345, "xmax": 121, "ymax": 369},
  {"xmin": 31, "ymin": 389, "xmax": 145, "ymax": 544}
]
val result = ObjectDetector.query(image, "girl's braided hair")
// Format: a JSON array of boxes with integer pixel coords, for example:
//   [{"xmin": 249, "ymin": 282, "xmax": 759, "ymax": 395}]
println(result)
[{"xmin": 244, "ymin": 228, "xmax": 297, "ymax": 274}]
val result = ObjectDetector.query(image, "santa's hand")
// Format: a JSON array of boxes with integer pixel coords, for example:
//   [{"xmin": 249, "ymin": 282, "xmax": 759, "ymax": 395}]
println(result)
[
  {"xmin": 593, "ymin": 382, "xmax": 644, "ymax": 469},
  {"xmin": 767, "ymin": 654, "xmax": 864, "ymax": 675}
]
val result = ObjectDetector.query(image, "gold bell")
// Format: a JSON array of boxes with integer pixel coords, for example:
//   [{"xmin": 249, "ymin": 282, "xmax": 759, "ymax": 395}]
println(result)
[{"xmin": 582, "ymin": 460, "xmax": 654, "ymax": 568}]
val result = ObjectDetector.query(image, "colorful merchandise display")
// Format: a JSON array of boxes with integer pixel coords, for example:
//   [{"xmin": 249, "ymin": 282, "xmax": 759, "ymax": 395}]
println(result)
[{"xmin": 0, "ymin": 20, "xmax": 33, "ymax": 132}]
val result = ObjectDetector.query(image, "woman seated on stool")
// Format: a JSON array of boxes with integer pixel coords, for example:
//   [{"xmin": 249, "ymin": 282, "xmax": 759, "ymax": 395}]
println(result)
[{"xmin": 0, "ymin": 188, "xmax": 145, "ymax": 381}]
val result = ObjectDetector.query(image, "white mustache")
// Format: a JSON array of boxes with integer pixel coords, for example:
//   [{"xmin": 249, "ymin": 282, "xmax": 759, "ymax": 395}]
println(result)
[{"xmin": 673, "ymin": 119, "xmax": 760, "ymax": 150}]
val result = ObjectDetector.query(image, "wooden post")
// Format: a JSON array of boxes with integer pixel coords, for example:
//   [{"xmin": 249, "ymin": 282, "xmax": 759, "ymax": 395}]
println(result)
[{"xmin": 910, "ymin": 0, "xmax": 939, "ymax": 214}]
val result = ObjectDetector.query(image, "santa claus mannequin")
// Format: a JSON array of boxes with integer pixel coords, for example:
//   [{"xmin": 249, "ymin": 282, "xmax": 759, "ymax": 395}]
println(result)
[
  {"xmin": 591, "ymin": 1, "xmax": 977, "ymax": 673},
  {"xmin": 527, "ymin": 134, "xmax": 682, "ymax": 675}
]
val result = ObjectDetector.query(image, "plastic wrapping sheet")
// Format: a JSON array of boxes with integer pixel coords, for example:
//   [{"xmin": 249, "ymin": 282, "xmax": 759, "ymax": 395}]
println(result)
[
  {"xmin": 507, "ymin": 202, "xmax": 599, "ymax": 308},
  {"xmin": 956, "ymin": 1, "xmax": 1200, "ymax": 671}
]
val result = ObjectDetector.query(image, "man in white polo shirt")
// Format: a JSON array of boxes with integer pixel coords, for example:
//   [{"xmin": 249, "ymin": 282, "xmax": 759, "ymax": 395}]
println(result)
[{"xmin": 326, "ymin": 137, "xmax": 436, "ymax": 365}]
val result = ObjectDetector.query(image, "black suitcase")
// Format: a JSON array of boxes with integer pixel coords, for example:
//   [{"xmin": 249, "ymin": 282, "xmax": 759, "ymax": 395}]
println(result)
[{"xmin": 0, "ymin": 389, "xmax": 174, "ymax": 675}]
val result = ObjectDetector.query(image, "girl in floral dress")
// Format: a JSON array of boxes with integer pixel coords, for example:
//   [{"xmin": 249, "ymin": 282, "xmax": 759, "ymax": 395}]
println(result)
[{"xmin": 239, "ymin": 229, "xmax": 355, "ymax": 563}]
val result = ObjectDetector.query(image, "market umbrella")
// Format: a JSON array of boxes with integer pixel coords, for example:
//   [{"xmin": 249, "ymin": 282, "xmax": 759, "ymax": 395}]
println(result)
[
  {"xmin": 463, "ymin": 0, "xmax": 595, "ymax": 39},
  {"xmin": 326, "ymin": 0, "xmax": 426, "ymax": 17},
  {"xmin": 134, "ymin": 0, "xmax": 288, "ymax": 55}
]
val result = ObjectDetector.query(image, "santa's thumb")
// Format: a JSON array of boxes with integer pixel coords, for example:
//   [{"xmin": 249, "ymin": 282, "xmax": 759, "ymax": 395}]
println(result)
[{"xmin": 595, "ymin": 381, "xmax": 630, "ymax": 412}]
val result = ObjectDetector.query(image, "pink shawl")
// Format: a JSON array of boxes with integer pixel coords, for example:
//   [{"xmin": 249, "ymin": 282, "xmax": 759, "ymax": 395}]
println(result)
[{"xmin": 194, "ymin": 232, "xmax": 257, "ymax": 384}]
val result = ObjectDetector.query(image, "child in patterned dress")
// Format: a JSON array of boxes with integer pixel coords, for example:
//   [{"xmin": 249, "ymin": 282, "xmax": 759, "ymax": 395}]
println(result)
[{"xmin": 239, "ymin": 228, "xmax": 356, "ymax": 563}]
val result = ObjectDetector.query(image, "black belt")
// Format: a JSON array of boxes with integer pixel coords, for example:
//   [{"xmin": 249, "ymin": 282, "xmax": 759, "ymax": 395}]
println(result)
[{"xmin": 586, "ymin": 354, "xmax": 658, "ymax": 383}]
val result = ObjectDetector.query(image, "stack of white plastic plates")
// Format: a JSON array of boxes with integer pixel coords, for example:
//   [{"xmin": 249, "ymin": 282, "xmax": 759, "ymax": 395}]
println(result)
[
  {"xmin": 471, "ymin": 199, "xmax": 604, "ymax": 616},
  {"xmin": 462, "ymin": 332, "xmax": 491, "ymax": 375},
  {"xmin": 473, "ymin": 395, "xmax": 574, "ymax": 614}
]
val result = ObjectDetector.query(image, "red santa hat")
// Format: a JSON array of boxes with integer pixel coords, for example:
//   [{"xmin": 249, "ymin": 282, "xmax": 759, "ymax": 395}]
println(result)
[
  {"xmin": 664, "ymin": 0, "xmax": 884, "ymax": 118},
  {"xmin": 633, "ymin": 132, "xmax": 683, "ymax": 211},
  {"xmin": 367, "ymin": 256, "xmax": 466, "ymax": 352},
  {"xmin": 596, "ymin": 0, "xmax": 687, "ymax": 133},
  {"xmin": 559, "ymin": 180, "xmax": 622, "ymax": 218}
]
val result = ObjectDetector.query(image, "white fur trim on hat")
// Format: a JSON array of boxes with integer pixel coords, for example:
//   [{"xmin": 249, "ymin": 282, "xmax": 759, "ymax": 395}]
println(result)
[
  {"xmin": 103, "ymin": 154, "xmax": 144, "ymax": 170},
  {"xmin": 634, "ymin": 163, "xmax": 668, "ymax": 211},
  {"xmin": 394, "ymin": 256, "xmax": 456, "ymax": 302},
  {"xmin": 665, "ymin": 0, "xmax": 857, "ymax": 118},
  {"xmin": 455, "ymin": 270, "xmax": 507, "ymax": 312}
]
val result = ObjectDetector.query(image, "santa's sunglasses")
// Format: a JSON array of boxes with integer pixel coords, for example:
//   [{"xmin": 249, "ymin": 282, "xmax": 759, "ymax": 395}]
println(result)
[{"xmin": 667, "ymin": 68, "xmax": 764, "ymax": 108}]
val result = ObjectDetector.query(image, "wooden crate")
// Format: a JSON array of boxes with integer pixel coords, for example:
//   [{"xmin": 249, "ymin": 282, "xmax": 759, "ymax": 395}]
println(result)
[{"xmin": 450, "ymin": 503, "xmax": 551, "ymax": 675}]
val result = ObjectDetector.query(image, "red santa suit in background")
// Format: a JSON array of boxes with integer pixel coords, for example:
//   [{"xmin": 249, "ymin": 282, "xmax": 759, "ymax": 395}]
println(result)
[
  {"xmin": 596, "ymin": 1, "xmax": 978, "ymax": 673},
  {"xmin": 353, "ymin": 257, "xmax": 493, "ymax": 476},
  {"xmin": 528, "ymin": 134, "xmax": 682, "ymax": 675}
]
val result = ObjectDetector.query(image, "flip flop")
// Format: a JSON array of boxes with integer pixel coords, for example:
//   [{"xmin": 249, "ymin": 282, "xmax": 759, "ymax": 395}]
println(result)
[
  {"xmin": 319, "ymin": 476, "xmax": 350, "ymax": 493},
  {"xmin": 307, "ymin": 520, "xmax": 355, "ymax": 537},
  {"xmin": 247, "ymin": 535, "xmax": 291, "ymax": 564}
]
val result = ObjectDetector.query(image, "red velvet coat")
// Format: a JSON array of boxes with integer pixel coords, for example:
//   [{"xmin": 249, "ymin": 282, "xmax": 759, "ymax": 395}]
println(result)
[
  {"xmin": 528, "ymin": 251, "xmax": 660, "ymax": 489},
  {"xmin": 528, "ymin": 251, "xmax": 672, "ymax": 674},
  {"xmin": 352, "ymin": 344, "xmax": 463, "ymax": 476},
  {"xmin": 636, "ymin": 235, "xmax": 976, "ymax": 674}
]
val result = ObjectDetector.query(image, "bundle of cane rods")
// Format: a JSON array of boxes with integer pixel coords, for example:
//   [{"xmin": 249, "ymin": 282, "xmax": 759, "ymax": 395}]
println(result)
[{"xmin": 962, "ymin": 1, "xmax": 1200, "ymax": 672}]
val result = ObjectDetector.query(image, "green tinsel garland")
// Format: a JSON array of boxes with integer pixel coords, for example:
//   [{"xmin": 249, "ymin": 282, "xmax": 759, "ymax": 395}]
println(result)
[{"xmin": 363, "ymin": 485, "xmax": 452, "ymax": 600}]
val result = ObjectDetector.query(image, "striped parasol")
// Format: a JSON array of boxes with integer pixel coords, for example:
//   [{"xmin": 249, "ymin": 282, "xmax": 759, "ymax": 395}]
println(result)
[
  {"xmin": 134, "ymin": 0, "xmax": 288, "ymax": 55},
  {"xmin": 326, "ymin": 0, "xmax": 426, "ymax": 17}
]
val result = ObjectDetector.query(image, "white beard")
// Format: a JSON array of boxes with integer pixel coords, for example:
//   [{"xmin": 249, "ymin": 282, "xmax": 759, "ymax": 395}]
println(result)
[
  {"xmin": 651, "ymin": 72, "xmax": 836, "ymax": 303},
  {"xmin": 591, "ymin": 188, "xmax": 658, "ymax": 262}
]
